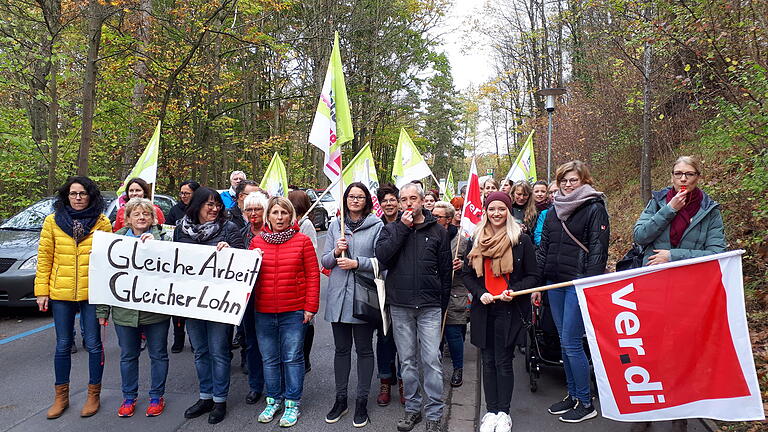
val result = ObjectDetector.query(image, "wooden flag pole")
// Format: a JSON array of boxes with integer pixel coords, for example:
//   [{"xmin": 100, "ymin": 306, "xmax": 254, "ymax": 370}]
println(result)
[
  {"xmin": 441, "ymin": 232, "xmax": 466, "ymax": 341},
  {"xmin": 491, "ymin": 280, "xmax": 574, "ymax": 301}
]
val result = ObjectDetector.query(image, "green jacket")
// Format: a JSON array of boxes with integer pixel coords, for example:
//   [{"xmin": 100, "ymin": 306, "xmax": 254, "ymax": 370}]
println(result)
[
  {"xmin": 96, "ymin": 225, "xmax": 171, "ymax": 327},
  {"xmin": 633, "ymin": 187, "xmax": 726, "ymax": 265}
]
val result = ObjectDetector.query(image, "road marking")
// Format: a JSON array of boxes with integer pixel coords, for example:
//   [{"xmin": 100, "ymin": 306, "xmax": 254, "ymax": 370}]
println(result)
[{"xmin": 0, "ymin": 321, "xmax": 55, "ymax": 345}]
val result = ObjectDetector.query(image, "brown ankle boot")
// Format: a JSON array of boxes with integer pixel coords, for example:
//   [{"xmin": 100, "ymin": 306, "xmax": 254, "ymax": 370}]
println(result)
[
  {"xmin": 376, "ymin": 378, "xmax": 392, "ymax": 406},
  {"xmin": 80, "ymin": 383, "xmax": 101, "ymax": 417},
  {"xmin": 46, "ymin": 384, "xmax": 70, "ymax": 419},
  {"xmin": 398, "ymin": 379, "xmax": 405, "ymax": 405}
]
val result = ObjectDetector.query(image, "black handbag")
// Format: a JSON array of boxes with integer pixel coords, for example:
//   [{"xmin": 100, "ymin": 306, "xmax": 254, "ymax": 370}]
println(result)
[
  {"xmin": 616, "ymin": 243, "xmax": 645, "ymax": 271},
  {"xmin": 352, "ymin": 259, "xmax": 383, "ymax": 326}
]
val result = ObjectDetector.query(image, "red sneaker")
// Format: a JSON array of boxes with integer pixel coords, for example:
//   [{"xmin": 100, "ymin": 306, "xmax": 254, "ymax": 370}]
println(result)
[
  {"xmin": 118, "ymin": 399, "xmax": 136, "ymax": 417},
  {"xmin": 145, "ymin": 397, "xmax": 165, "ymax": 417}
]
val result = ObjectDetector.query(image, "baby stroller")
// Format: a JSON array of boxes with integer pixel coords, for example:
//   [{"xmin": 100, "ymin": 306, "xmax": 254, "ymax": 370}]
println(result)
[{"xmin": 524, "ymin": 292, "xmax": 593, "ymax": 392}]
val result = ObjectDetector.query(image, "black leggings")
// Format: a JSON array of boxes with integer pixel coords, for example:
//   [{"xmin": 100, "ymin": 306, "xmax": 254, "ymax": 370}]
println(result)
[
  {"xmin": 331, "ymin": 322, "xmax": 375, "ymax": 400},
  {"xmin": 481, "ymin": 313, "xmax": 516, "ymax": 414}
]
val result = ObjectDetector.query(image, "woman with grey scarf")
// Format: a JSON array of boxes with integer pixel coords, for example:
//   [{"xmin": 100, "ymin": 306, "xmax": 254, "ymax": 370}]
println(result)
[
  {"xmin": 533, "ymin": 161, "xmax": 609, "ymax": 424},
  {"xmin": 321, "ymin": 182, "xmax": 383, "ymax": 428}
]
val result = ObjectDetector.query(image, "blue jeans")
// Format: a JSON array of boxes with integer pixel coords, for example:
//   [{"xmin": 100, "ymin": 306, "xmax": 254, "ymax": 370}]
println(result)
[
  {"xmin": 376, "ymin": 327, "xmax": 400, "ymax": 380},
  {"xmin": 255, "ymin": 311, "xmax": 306, "ymax": 402},
  {"xmin": 444, "ymin": 324, "xmax": 466, "ymax": 369},
  {"xmin": 241, "ymin": 305, "xmax": 264, "ymax": 393},
  {"xmin": 113, "ymin": 320, "xmax": 170, "ymax": 399},
  {"xmin": 50, "ymin": 300, "xmax": 103, "ymax": 385},
  {"xmin": 548, "ymin": 284, "xmax": 591, "ymax": 405},
  {"xmin": 186, "ymin": 319, "xmax": 233, "ymax": 402},
  {"xmin": 390, "ymin": 306, "xmax": 444, "ymax": 421}
]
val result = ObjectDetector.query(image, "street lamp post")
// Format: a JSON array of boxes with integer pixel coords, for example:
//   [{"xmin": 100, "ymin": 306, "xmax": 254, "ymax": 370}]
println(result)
[{"xmin": 536, "ymin": 88, "xmax": 566, "ymax": 183}]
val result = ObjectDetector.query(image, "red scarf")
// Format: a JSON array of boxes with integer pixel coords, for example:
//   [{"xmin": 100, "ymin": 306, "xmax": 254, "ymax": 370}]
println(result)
[{"xmin": 666, "ymin": 187, "xmax": 703, "ymax": 247}]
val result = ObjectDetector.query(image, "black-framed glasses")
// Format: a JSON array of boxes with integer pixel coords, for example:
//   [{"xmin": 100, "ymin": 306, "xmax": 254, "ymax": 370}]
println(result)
[
  {"xmin": 560, "ymin": 177, "xmax": 581, "ymax": 185},
  {"xmin": 68, "ymin": 192, "xmax": 88, "ymax": 198},
  {"xmin": 434, "ymin": 215, "xmax": 450, "ymax": 220},
  {"xmin": 347, "ymin": 195, "xmax": 366, "ymax": 202},
  {"xmin": 205, "ymin": 202, "xmax": 223, "ymax": 209},
  {"xmin": 672, "ymin": 171, "xmax": 699, "ymax": 179},
  {"xmin": 179, "ymin": 191, "xmax": 192, "ymax": 197}
]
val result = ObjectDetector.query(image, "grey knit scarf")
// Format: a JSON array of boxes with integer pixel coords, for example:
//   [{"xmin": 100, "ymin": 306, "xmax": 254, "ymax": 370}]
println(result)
[{"xmin": 552, "ymin": 184, "xmax": 605, "ymax": 221}]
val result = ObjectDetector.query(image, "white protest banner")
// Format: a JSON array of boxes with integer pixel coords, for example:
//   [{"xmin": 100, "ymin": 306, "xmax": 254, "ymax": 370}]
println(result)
[{"xmin": 88, "ymin": 231, "xmax": 261, "ymax": 325}]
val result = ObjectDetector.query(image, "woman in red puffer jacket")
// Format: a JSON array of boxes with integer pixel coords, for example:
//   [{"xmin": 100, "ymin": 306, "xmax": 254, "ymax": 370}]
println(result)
[{"xmin": 249, "ymin": 196, "xmax": 319, "ymax": 428}]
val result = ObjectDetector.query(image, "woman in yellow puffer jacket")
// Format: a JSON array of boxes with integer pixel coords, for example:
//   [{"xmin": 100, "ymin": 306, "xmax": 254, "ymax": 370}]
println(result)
[{"xmin": 35, "ymin": 176, "xmax": 113, "ymax": 420}]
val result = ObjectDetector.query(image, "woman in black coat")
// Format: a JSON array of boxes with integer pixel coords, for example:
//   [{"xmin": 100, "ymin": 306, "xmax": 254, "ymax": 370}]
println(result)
[
  {"xmin": 533, "ymin": 161, "xmax": 609, "ymax": 423},
  {"xmin": 463, "ymin": 192, "xmax": 539, "ymax": 432},
  {"xmin": 173, "ymin": 187, "xmax": 244, "ymax": 424}
]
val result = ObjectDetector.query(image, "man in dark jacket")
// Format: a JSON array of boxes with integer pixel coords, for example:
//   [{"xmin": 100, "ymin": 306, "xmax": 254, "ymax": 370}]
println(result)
[
  {"xmin": 375, "ymin": 183, "xmax": 452, "ymax": 432},
  {"xmin": 228, "ymin": 180, "xmax": 260, "ymax": 231}
]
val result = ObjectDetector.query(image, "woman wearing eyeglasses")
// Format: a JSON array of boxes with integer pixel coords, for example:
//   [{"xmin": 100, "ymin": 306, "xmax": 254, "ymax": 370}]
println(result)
[
  {"xmin": 166, "ymin": 180, "xmax": 200, "ymax": 227},
  {"xmin": 173, "ymin": 187, "xmax": 245, "ymax": 424},
  {"xmin": 35, "ymin": 176, "xmax": 113, "ymax": 419},
  {"xmin": 321, "ymin": 182, "xmax": 383, "ymax": 427},
  {"xmin": 630, "ymin": 156, "xmax": 725, "ymax": 432},
  {"xmin": 166, "ymin": 180, "xmax": 201, "ymax": 353},
  {"xmin": 533, "ymin": 161, "xmax": 609, "ymax": 423}
]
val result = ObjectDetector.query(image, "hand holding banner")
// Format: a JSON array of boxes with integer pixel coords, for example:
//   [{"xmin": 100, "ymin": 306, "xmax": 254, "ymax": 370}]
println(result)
[{"xmin": 88, "ymin": 231, "xmax": 261, "ymax": 325}]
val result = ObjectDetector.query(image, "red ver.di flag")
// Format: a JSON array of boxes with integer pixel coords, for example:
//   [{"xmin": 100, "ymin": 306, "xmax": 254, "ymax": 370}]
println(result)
[
  {"xmin": 574, "ymin": 250, "xmax": 763, "ymax": 422},
  {"xmin": 459, "ymin": 158, "xmax": 482, "ymax": 237}
]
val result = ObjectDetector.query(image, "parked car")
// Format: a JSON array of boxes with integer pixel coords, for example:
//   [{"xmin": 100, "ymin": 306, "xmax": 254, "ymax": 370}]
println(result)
[{"xmin": 0, "ymin": 192, "xmax": 176, "ymax": 307}]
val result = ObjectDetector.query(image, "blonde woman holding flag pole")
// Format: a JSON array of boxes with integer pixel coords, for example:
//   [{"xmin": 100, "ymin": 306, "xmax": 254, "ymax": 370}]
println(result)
[{"xmin": 462, "ymin": 192, "xmax": 539, "ymax": 432}]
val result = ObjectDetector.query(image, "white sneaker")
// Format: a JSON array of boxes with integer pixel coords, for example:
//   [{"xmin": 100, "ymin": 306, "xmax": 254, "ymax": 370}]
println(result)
[
  {"xmin": 479, "ymin": 412, "xmax": 499, "ymax": 432},
  {"xmin": 494, "ymin": 412, "xmax": 512, "ymax": 432}
]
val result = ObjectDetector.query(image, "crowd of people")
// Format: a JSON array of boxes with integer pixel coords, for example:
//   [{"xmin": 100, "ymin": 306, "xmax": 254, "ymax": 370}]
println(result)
[{"xmin": 33, "ymin": 155, "xmax": 725, "ymax": 432}]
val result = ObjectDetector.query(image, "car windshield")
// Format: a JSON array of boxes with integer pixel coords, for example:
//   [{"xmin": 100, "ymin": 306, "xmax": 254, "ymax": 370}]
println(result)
[
  {"xmin": 320, "ymin": 193, "xmax": 334, "ymax": 202},
  {"xmin": 1, "ymin": 198, "xmax": 55, "ymax": 230}
]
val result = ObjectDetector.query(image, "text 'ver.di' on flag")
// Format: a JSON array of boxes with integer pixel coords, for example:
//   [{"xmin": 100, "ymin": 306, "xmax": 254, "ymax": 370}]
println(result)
[
  {"xmin": 573, "ymin": 250, "xmax": 763, "ymax": 422},
  {"xmin": 459, "ymin": 158, "xmax": 482, "ymax": 237}
]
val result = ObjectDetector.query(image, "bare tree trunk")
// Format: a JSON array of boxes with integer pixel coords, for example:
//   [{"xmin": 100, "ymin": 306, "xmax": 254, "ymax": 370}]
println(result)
[
  {"xmin": 77, "ymin": 0, "xmax": 104, "ymax": 176},
  {"xmin": 124, "ymin": 0, "xmax": 151, "ymax": 176},
  {"xmin": 38, "ymin": 0, "xmax": 62, "ymax": 193},
  {"xmin": 640, "ymin": 17, "xmax": 653, "ymax": 203}
]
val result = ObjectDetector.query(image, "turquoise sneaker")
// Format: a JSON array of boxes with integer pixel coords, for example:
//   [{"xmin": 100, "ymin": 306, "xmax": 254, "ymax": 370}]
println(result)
[
  {"xmin": 279, "ymin": 400, "xmax": 300, "ymax": 427},
  {"xmin": 258, "ymin": 397, "xmax": 283, "ymax": 423}
]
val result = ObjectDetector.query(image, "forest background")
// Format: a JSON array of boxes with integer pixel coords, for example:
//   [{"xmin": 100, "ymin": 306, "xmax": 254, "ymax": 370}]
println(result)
[{"xmin": 0, "ymin": 0, "xmax": 766, "ymax": 427}]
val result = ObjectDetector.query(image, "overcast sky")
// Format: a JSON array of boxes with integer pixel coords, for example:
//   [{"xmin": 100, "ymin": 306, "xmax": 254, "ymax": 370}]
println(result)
[{"xmin": 439, "ymin": 0, "xmax": 494, "ymax": 91}]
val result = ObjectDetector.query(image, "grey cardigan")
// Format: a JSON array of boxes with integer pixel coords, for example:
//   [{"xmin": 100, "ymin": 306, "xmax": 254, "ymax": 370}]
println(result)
[
  {"xmin": 633, "ymin": 187, "xmax": 726, "ymax": 265},
  {"xmin": 321, "ymin": 214, "xmax": 383, "ymax": 324}
]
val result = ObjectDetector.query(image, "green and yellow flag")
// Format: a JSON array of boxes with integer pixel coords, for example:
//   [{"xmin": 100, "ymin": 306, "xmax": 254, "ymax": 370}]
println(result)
[
  {"xmin": 341, "ymin": 143, "xmax": 383, "ymax": 216},
  {"xmin": 503, "ymin": 130, "xmax": 537, "ymax": 183},
  {"xmin": 444, "ymin": 169, "xmax": 455, "ymax": 201},
  {"xmin": 118, "ymin": 121, "xmax": 161, "ymax": 195},
  {"xmin": 392, "ymin": 128, "xmax": 434, "ymax": 188},
  {"xmin": 260, "ymin": 152, "xmax": 289, "ymax": 197},
  {"xmin": 309, "ymin": 32, "xmax": 354, "ymax": 183}
]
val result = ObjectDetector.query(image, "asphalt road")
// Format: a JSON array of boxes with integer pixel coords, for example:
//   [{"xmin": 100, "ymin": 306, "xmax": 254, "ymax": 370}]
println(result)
[{"xmin": 0, "ymin": 231, "xmax": 713, "ymax": 432}]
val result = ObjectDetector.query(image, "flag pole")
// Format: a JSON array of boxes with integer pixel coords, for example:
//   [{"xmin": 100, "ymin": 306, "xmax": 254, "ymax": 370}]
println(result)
[
  {"xmin": 297, "ymin": 174, "xmax": 343, "ymax": 226},
  {"xmin": 491, "ymin": 280, "xmax": 574, "ymax": 300},
  {"xmin": 441, "ymin": 233, "xmax": 465, "ymax": 341},
  {"xmin": 339, "ymin": 164, "xmax": 347, "ymax": 258}
]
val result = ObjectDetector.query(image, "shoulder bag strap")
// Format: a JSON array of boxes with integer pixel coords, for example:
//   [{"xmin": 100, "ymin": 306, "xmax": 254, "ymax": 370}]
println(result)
[{"xmin": 561, "ymin": 220, "xmax": 589, "ymax": 253}]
